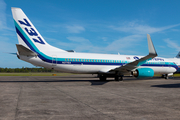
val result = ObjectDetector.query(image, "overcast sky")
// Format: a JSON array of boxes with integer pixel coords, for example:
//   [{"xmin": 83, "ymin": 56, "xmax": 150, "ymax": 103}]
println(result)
[{"xmin": 1, "ymin": 0, "xmax": 180, "ymax": 68}]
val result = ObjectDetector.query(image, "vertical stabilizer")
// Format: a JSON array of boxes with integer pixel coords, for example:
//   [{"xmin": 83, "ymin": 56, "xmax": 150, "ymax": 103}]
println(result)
[{"xmin": 11, "ymin": 7, "xmax": 66, "ymax": 53}]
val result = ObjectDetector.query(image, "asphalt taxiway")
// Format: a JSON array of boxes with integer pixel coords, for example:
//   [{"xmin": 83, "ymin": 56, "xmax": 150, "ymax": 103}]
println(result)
[{"xmin": 0, "ymin": 74, "xmax": 180, "ymax": 120}]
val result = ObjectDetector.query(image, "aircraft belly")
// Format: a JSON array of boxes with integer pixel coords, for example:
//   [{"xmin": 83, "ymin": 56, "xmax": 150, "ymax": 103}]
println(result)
[
  {"xmin": 55, "ymin": 64, "xmax": 114, "ymax": 74},
  {"xmin": 20, "ymin": 56, "xmax": 116, "ymax": 73},
  {"xmin": 150, "ymin": 67, "xmax": 176, "ymax": 74},
  {"xmin": 20, "ymin": 55, "xmax": 50, "ymax": 68}
]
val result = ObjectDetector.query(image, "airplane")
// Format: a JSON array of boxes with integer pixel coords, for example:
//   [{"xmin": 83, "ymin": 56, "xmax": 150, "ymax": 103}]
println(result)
[{"xmin": 11, "ymin": 7, "xmax": 179, "ymax": 81}]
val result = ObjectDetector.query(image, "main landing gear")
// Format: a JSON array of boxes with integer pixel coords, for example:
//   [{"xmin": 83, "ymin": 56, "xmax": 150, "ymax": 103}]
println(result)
[
  {"xmin": 99, "ymin": 74, "xmax": 107, "ymax": 81},
  {"xmin": 115, "ymin": 75, "xmax": 123, "ymax": 81},
  {"xmin": 161, "ymin": 74, "xmax": 168, "ymax": 79}
]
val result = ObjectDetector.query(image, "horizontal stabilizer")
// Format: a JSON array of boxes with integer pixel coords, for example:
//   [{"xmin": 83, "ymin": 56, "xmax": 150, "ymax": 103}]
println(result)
[
  {"xmin": 66, "ymin": 50, "xmax": 75, "ymax": 52},
  {"xmin": 9, "ymin": 53, "xmax": 17, "ymax": 55},
  {"xmin": 16, "ymin": 44, "xmax": 38, "ymax": 56}
]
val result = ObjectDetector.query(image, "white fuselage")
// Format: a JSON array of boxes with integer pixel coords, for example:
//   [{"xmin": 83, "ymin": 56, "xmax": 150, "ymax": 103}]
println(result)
[{"xmin": 18, "ymin": 51, "xmax": 177, "ymax": 75}]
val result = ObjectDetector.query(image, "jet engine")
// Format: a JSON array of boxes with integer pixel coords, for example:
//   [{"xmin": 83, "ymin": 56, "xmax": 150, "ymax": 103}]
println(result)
[{"xmin": 132, "ymin": 68, "xmax": 154, "ymax": 78}]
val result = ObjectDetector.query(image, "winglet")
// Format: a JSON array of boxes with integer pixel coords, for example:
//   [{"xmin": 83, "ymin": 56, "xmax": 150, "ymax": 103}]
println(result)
[{"xmin": 147, "ymin": 34, "xmax": 157, "ymax": 55}]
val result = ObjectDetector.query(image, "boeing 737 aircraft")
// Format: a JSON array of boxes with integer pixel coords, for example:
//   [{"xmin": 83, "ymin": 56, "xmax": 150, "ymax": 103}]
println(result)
[{"xmin": 11, "ymin": 7, "xmax": 180, "ymax": 81}]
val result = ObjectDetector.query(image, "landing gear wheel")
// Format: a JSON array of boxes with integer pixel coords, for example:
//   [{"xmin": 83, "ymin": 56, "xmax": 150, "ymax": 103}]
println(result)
[
  {"xmin": 165, "ymin": 74, "xmax": 168, "ymax": 79},
  {"xmin": 161, "ymin": 74, "xmax": 165, "ymax": 78},
  {"xmin": 115, "ymin": 76, "xmax": 119, "ymax": 81},
  {"xmin": 99, "ymin": 75, "xmax": 107, "ymax": 81},
  {"xmin": 161, "ymin": 74, "xmax": 168, "ymax": 79},
  {"xmin": 114, "ymin": 75, "xmax": 123, "ymax": 81},
  {"xmin": 120, "ymin": 76, "xmax": 123, "ymax": 81}
]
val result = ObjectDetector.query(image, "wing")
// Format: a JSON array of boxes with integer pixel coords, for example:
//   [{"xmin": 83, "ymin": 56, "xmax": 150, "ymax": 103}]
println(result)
[{"xmin": 109, "ymin": 34, "xmax": 157, "ymax": 74}]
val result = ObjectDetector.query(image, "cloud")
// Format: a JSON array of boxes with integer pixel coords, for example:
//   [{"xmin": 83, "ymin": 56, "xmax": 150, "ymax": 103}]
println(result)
[
  {"xmin": 110, "ymin": 21, "xmax": 180, "ymax": 35},
  {"xmin": 0, "ymin": 0, "xmax": 16, "ymax": 49},
  {"xmin": 0, "ymin": 0, "xmax": 6, "ymax": 30},
  {"xmin": 54, "ymin": 35, "xmax": 145, "ymax": 55},
  {"xmin": 105, "ymin": 34, "xmax": 144, "ymax": 53},
  {"xmin": 102, "ymin": 37, "xmax": 107, "ymax": 41},
  {"xmin": 0, "ymin": 0, "xmax": 14, "ymax": 32},
  {"xmin": 164, "ymin": 38, "xmax": 180, "ymax": 51},
  {"xmin": 65, "ymin": 36, "xmax": 93, "ymax": 51},
  {"xmin": 47, "ymin": 21, "xmax": 168, "ymax": 55},
  {"xmin": 66, "ymin": 25, "xmax": 85, "ymax": 33},
  {"xmin": 67, "ymin": 36, "xmax": 90, "ymax": 43}
]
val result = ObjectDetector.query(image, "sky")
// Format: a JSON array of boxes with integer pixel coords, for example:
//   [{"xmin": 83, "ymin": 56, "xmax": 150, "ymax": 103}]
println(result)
[{"xmin": 1, "ymin": 0, "xmax": 180, "ymax": 68}]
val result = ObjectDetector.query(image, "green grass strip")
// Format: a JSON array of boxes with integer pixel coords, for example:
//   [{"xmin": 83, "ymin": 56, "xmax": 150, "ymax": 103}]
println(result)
[{"xmin": 0, "ymin": 73, "xmax": 73, "ymax": 76}]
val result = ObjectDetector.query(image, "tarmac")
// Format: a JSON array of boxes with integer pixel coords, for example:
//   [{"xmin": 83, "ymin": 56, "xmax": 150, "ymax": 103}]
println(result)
[{"xmin": 0, "ymin": 74, "xmax": 180, "ymax": 120}]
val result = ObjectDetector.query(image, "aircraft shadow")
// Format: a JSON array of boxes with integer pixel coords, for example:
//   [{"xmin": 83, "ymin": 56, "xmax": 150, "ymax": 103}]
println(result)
[
  {"xmin": 1, "ymin": 76, "xmax": 180, "ymax": 86},
  {"xmin": 0, "ymin": 79, "xmax": 112, "ymax": 86},
  {"xmin": 151, "ymin": 83, "xmax": 180, "ymax": 88}
]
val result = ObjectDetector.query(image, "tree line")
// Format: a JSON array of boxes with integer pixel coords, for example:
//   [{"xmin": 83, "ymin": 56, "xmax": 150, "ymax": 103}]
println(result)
[{"xmin": 0, "ymin": 67, "xmax": 57, "ymax": 73}]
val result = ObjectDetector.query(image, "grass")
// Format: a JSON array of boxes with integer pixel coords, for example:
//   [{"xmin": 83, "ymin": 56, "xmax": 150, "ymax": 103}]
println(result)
[
  {"xmin": 0, "ymin": 73, "xmax": 73, "ymax": 76},
  {"xmin": 1, "ymin": 72, "xmax": 180, "ymax": 77},
  {"xmin": 173, "ymin": 74, "xmax": 180, "ymax": 77},
  {"xmin": 154, "ymin": 74, "xmax": 180, "ymax": 77}
]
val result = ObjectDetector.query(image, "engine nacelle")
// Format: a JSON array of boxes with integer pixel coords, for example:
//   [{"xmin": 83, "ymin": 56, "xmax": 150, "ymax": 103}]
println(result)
[{"xmin": 132, "ymin": 68, "xmax": 154, "ymax": 78}]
